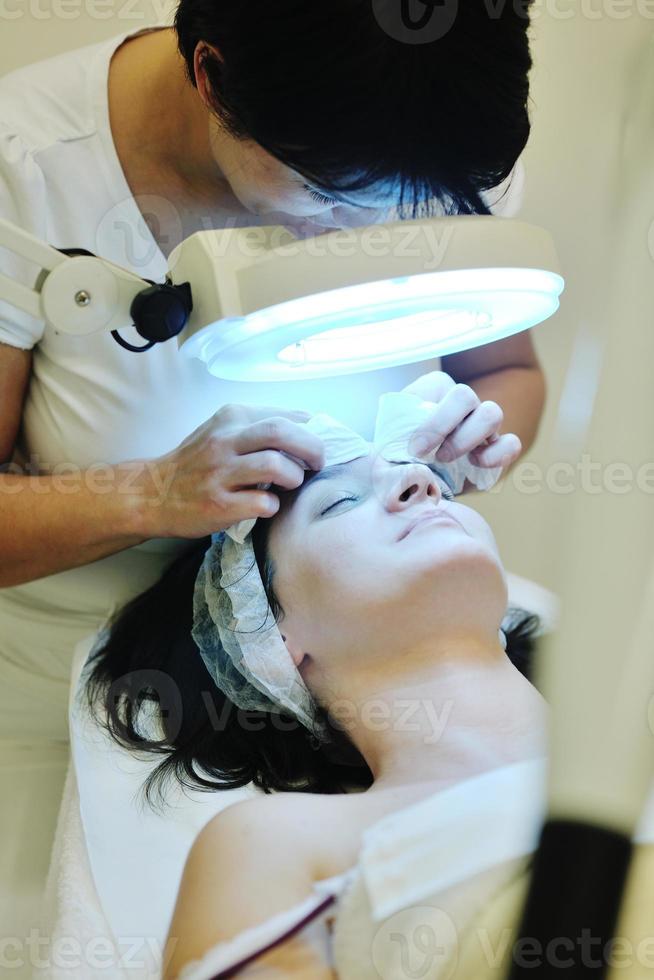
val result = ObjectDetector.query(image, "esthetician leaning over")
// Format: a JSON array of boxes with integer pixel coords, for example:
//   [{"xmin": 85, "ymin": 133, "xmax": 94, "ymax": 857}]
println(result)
[{"xmin": 0, "ymin": 0, "xmax": 544, "ymax": 953}]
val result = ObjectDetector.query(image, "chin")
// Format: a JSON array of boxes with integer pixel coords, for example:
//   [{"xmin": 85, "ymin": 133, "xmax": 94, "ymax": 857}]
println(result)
[
  {"xmin": 405, "ymin": 536, "xmax": 507, "ymax": 595},
  {"xmin": 404, "ymin": 517, "xmax": 498, "ymax": 560}
]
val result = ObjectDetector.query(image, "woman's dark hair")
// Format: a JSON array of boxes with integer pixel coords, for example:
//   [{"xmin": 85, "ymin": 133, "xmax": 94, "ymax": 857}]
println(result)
[
  {"xmin": 84, "ymin": 505, "xmax": 542, "ymax": 811},
  {"xmin": 173, "ymin": 0, "xmax": 535, "ymax": 217}
]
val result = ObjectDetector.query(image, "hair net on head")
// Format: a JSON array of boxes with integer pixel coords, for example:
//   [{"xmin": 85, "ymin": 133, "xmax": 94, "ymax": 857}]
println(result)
[
  {"xmin": 192, "ymin": 390, "xmax": 503, "ymax": 736},
  {"xmin": 192, "ymin": 529, "xmax": 323, "ymax": 733}
]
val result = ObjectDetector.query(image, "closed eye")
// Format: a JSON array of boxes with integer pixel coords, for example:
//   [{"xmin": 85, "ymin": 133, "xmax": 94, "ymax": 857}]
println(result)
[
  {"xmin": 303, "ymin": 183, "xmax": 338, "ymax": 207},
  {"xmin": 435, "ymin": 475, "xmax": 455, "ymax": 501},
  {"xmin": 320, "ymin": 496, "xmax": 357, "ymax": 516}
]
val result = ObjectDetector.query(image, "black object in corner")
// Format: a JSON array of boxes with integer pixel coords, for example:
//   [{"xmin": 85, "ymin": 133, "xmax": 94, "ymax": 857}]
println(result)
[{"xmin": 507, "ymin": 819, "xmax": 632, "ymax": 978}]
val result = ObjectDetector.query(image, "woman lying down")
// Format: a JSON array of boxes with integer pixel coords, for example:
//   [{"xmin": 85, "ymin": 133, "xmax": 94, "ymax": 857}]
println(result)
[{"xmin": 84, "ymin": 384, "xmax": 549, "ymax": 979}]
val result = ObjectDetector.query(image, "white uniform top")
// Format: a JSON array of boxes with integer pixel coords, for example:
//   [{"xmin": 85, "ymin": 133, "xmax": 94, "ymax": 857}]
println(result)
[
  {"xmin": 175, "ymin": 758, "xmax": 654, "ymax": 980},
  {"xmin": 0, "ymin": 23, "xmax": 526, "ymax": 742}
]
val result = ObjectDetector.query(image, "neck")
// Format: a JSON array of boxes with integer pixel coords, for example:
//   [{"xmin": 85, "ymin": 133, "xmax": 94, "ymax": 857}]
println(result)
[
  {"xmin": 332, "ymin": 636, "xmax": 548, "ymax": 795},
  {"xmin": 115, "ymin": 28, "xmax": 240, "ymax": 206}
]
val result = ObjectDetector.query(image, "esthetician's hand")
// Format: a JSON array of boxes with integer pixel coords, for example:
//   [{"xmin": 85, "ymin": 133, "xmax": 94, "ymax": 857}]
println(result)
[
  {"xmin": 132, "ymin": 404, "xmax": 324, "ymax": 538},
  {"xmin": 402, "ymin": 371, "xmax": 522, "ymax": 470}
]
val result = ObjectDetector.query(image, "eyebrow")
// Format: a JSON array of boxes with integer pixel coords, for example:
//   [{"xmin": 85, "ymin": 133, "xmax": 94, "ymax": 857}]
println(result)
[{"xmin": 299, "ymin": 461, "xmax": 356, "ymax": 492}]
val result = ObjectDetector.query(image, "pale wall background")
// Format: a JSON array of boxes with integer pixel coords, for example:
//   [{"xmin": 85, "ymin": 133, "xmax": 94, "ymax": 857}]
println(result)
[{"xmin": 1, "ymin": 3, "xmax": 651, "ymax": 592}]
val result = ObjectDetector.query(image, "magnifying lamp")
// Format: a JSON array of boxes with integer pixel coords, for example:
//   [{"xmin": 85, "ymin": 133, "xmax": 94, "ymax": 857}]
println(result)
[{"xmin": 0, "ymin": 216, "xmax": 563, "ymax": 380}]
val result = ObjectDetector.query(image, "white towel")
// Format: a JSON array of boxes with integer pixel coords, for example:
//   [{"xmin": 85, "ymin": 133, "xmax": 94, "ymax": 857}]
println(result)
[
  {"xmin": 36, "ymin": 761, "xmax": 126, "ymax": 980},
  {"xmin": 36, "ymin": 635, "xmax": 134, "ymax": 980},
  {"xmin": 40, "ymin": 630, "xmax": 258, "ymax": 979}
]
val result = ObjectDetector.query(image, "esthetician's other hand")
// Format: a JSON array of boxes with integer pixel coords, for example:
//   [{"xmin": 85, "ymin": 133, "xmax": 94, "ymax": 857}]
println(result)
[
  {"xmin": 131, "ymin": 404, "xmax": 325, "ymax": 538},
  {"xmin": 402, "ymin": 371, "xmax": 522, "ymax": 470}
]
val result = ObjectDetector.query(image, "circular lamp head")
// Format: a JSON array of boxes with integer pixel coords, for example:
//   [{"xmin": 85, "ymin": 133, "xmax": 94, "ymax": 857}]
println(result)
[{"xmin": 168, "ymin": 217, "xmax": 564, "ymax": 382}]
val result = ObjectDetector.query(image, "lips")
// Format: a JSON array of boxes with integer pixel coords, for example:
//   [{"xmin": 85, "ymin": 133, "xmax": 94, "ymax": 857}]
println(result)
[{"xmin": 397, "ymin": 510, "xmax": 463, "ymax": 542}]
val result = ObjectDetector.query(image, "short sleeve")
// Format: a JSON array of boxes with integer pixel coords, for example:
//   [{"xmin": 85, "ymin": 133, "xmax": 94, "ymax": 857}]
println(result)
[
  {"xmin": 176, "ymin": 890, "xmax": 338, "ymax": 980},
  {"xmin": 0, "ymin": 126, "xmax": 48, "ymax": 350},
  {"xmin": 481, "ymin": 154, "xmax": 526, "ymax": 217}
]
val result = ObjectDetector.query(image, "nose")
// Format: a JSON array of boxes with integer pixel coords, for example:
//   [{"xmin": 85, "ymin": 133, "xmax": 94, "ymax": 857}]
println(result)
[{"xmin": 383, "ymin": 462, "xmax": 443, "ymax": 513}]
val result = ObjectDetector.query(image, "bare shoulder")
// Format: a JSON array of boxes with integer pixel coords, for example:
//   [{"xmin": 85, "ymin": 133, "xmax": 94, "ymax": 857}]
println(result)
[
  {"xmin": 164, "ymin": 792, "xmax": 338, "ymax": 979},
  {"xmin": 184, "ymin": 791, "xmax": 330, "ymax": 898},
  {"xmin": 197, "ymin": 791, "xmax": 334, "ymax": 856},
  {"xmin": 205, "ymin": 788, "xmax": 326, "ymax": 822}
]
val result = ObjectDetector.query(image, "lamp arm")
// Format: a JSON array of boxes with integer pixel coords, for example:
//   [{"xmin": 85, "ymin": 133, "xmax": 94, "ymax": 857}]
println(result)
[
  {"xmin": 0, "ymin": 217, "xmax": 192, "ymax": 345},
  {"xmin": 0, "ymin": 217, "xmax": 154, "ymax": 335}
]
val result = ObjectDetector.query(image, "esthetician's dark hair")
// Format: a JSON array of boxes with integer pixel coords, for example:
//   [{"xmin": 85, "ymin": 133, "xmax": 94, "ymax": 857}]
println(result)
[
  {"xmin": 173, "ymin": 0, "xmax": 535, "ymax": 217},
  {"xmin": 85, "ymin": 506, "xmax": 541, "ymax": 811}
]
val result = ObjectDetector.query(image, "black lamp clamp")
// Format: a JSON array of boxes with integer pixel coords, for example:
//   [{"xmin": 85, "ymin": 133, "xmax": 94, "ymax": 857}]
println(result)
[
  {"xmin": 120, "ymin": 280, "xmax": 194, "ymax": 352},
  {"xmin": 59, "ymin": 247, "xmax": 193, "ymax": 353}
]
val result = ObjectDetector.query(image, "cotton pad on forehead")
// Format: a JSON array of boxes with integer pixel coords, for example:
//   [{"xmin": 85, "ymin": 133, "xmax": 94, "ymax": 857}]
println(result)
[
  {"xmin": 297, "ymin": 411, "xmax": 371, "ymax": 467},
  {"xmin": 225, "ymin": 411, "xmax": 371, "ymax": 545}
]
